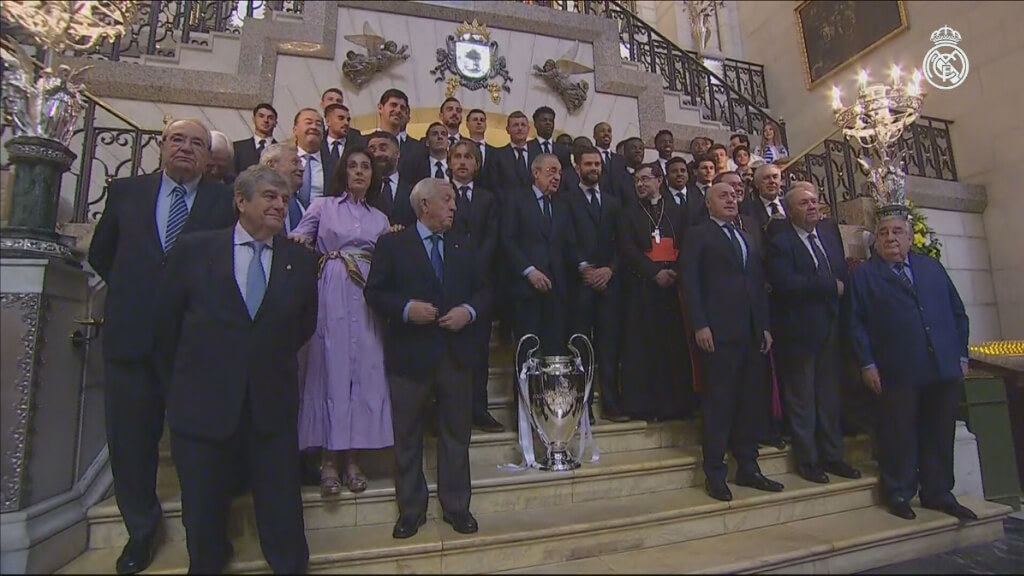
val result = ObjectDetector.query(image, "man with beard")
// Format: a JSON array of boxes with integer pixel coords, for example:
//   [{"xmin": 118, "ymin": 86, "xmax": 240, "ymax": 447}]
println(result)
[
  {"xmin": 618, "ymin": 163, "xmax": 691, "ymax": 422},
  {"xmin": 687, "ymin": 136, "xmax": 712, "ymax": 175},
  {"xmin": 502, "ymin": 153, "xmax": 582, "ymax": 355},
  {"xmin": 593, "ymin": 122, "xmax": 626, "ymax": 194},
  {"xmin": 440, "ymin": 97, "xmax": 464, "ymax": 147},
  {"xmin": 366, "ymin": 130, "xmax": 415, "ymax": 227},
  {"xmin": 654, "ymin": 129, "xmax": 675, "ymax": 181},
  {"xmin": 376, "ymin": 88, "xmax": 426, "ymax": 182},
  {"xmin": 616, "ymin": 136, "xmax": 646, "ymax": 204},
  {"xmin": 664, "ymin": 156, "xmax": 690, "ymax": 213},
  {"xmin": 567, "ymin": 147, "xmax": 626, "ymax": 423},
  {"xmin": 321, "ymin": 103, "xmax": 365, "ymax": 177}
]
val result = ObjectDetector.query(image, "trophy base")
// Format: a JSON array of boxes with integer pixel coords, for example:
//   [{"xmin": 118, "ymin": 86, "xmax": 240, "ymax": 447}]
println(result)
[{"xmin": 540, "ymin": 449, "xmax": 580, "ymax": 472}]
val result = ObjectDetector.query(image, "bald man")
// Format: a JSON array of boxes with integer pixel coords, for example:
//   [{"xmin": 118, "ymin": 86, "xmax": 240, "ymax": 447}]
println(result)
[{"xmin": 89, "ymin": 118, "xmax": 237, "ymax": 574}]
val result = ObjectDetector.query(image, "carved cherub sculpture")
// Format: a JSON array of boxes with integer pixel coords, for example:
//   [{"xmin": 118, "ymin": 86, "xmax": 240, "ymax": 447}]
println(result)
[
  {"xmin": 532, "ymin": 41, "xmax": 592, "ymax": 114},
  {"xmin": 341, "ymin": 22, "xmax": 410, "ymax": 89}
]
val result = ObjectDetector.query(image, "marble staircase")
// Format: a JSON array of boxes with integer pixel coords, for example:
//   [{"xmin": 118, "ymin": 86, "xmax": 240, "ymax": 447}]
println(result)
[{"xmin": 57, "ymin": 329, "xmax": 1012, "ymax": 573}]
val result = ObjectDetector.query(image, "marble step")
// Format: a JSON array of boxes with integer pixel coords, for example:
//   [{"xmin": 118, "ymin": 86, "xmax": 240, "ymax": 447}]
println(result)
[
  {"xmin": 89, "ymin": 440, "xmax": 839, "ymax": 551},
  {"xmin": 493, "ymin": 496, "xmax": 1011, "ymax": 574},
  {"xmin": 62, "ymin": 465, "xmax": 885, "ymax": 574}
]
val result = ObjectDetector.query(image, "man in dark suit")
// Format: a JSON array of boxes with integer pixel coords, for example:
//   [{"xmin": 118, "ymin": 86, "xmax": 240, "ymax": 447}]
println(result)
[
  {"xmin": 592, "ymin": 122, "xmax": 627, "ymax": 197},
  {"xmin": 156, "ymin": 166, "xmax": 317, "ymax": 573},
  {"xmin": 493, "ymin": 111, "xmax": 533, "ymax": 195},
  {"xmin": 741, "ymin": 163, "xmax": 787, "ymax": 233},
  {"xmin": 321, "ymin": 103, "xmax": 366, "ymax": 178},
  {"xmin": 502, "ymin": 153, "xmax": 583, "ymax": 355},
  {"xmin": 448, "ymin": 141, "xmax": 503, "ymax": 433},
  {"xmin": 664, "ymin": 156, "xmax": 690, "ymax": 213},
  {"xmin": 375, "ymin": 88, "xmax": 427, "ymax": 182},
  {"xmin": 850, "ymin": 209, "xmax": 976, "ymax": 522},
  {"xmin": 686, "ymin": 155, "xmax": 715, "ymax": 225},
  {"xmin": 527, "ymin": 106, "xmax": 572, "ymax": 168},
  {"xmin": 682, "ymin": 183, "xmax": 785, "ymax": 502},
  {"xmin": 366, "ymin": 130, "xmax": 415, "ymax": 227},
  {"xmin": 293, "ymin": 108, "xmax": 332, "ymax": 204},
  {"xmin": 614, "ymin": 137, "xmax": 646, "ymax": 204},
  {"xmin": 464, "ymin": 108, "xmax": 499, "ymax": 191},
  {"xmin": 365, "ymin": 178, "xmax": 490, "ymax": 539},
  {"xmin": 88, "ymin": 118, "xmax": 237, "ymax": 575},
  {"xmin": 233, "ymin": 103, "xmax": 278, "ymax": 175},
  {"xmin": 567, "ymin": 147, "xmax": 626, "ymax": 423},
  {"xmin": 767, "ymin": 187, "xmax": 861, "ymax": 484}
]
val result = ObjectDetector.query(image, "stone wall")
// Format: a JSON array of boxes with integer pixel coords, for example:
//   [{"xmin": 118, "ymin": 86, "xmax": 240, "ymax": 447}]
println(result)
[{"xmin": 737, "ymin": 0, "xmax": 1023, "ymax": 339}]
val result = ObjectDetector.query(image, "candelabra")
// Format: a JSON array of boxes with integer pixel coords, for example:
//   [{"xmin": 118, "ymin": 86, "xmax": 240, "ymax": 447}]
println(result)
[
  {"xmin": 831, "ymin": 65, "xmax": 924, "ymax": 218},
  {"xmin": 0, "ymin": 1, "xmax": 137, "ymax": 260}
]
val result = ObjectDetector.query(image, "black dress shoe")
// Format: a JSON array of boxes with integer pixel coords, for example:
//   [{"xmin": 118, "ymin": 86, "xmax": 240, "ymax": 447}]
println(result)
[
  {"xmin": 602, "ymin": 412, "xmax": 630, "ymax": 423},
  {"xmin": 735, "ymin": 472, "xmax": 785, "ymax": 492},
  {"xmin": 705, "ymin": 479, "xmax": 733, "ymax": 502},
  {"xmin": 888, "ymin": 500, "xmax": 916, "ymax": 520},
  {"xmin": 392, "ymin": 515, "xmax": 427, "ymax": 539},
  {"xmin": 472, "ymin": 412, "xmax": 505, "ymax": 433},
  {"xmin": 116, "ymin": 537, "xmax": 156, "ymax": 575},
  {"xmin": 925, "ymin": 501, "xmax": 978, "ymax": 522},
  {"xmin": 825, "ymin": 461, "xmax": 862, "ymax": 479},
  {"xmin": 442, "ymin": 511, "xmax": 479, "ymax": 534},
  {"xmin": 798, "ymin": 465, "xmax": 830, "ymax": 484}
]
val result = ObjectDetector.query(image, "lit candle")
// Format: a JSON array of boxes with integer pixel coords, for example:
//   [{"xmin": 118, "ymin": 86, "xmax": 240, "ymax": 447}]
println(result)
[
  {"xmin": 831, "ymin": 85, "xmax": 843, "ymax": 110},
  {"xmin": 890, "ymin": 64, "xmax": 901, "ymax": 85},
  {"xmin": 858, "ymin": 69, "xmax": 869, "ymax": 89},
  {"xmin": 911, "ymin": 68, "xmax": 923, "ymax": 94}
]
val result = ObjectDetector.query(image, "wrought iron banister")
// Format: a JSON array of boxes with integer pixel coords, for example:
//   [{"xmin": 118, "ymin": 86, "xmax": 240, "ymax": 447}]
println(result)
[
  {"xmin": 780, "ymin": 116, "xmax": 959, "ymax": 212},
  {"xmin": 519, "ymin": 0, "xmax": 784, "ymax": 146}
]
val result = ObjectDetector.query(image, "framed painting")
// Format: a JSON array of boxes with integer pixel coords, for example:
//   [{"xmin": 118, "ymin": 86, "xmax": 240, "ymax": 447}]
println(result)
[{"xmin": 795, "ymin": 0, "xmax": 908, "ymax": 89}]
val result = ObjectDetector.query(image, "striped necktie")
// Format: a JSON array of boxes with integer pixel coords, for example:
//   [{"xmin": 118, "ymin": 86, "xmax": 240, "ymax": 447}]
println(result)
[{"xmin": 164, "ymin": 185, "xmax": 189, "ymax": 251}]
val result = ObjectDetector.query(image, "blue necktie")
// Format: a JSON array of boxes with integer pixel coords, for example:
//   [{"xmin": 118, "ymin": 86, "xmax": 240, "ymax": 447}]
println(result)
[
  {"xmin": 723, "ymin": 223, "xmax": 745, "ymax": 267},
  {"xmin": 429, "ymin": 235, "xmax": 444, "ymax": 283},
  {"xmin": 298, "ymin": 156, "xmax": 312, "ymax": 207},
  {"xmin": 894, "ymin": 263, "xmax": 913, "ymax": 289},
  {"xmin": 164, "ymin": 185, "xmax": 188, "ymax": 252},
  {"xmin": 245, "ymin": 241, "xmax": 267, "ymax": 319}
]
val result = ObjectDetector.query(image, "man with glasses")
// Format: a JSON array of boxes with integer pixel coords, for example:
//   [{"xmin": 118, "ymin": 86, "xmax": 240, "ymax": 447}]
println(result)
[{"xmin": 88, "ymin": 118, "xmax": 236, "ymax": 574}]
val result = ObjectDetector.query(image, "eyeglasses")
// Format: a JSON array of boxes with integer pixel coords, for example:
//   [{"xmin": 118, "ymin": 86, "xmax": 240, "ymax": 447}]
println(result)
[
  {"xmin": 165, "ymin": 133, "xmax": 208, "ymax": 150},
  {"xmin": 637, "ymin": 175, "xmax": 661, "ymax": 183}
]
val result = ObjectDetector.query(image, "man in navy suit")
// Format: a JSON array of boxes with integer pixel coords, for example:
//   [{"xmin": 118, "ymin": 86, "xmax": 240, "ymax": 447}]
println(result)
[
  {"xmin": 682, "ymin": 183, "xmax": 784, "ymax": 502},
  {"xmin": 501, "ymin": 153, "xmax": 583, "ymax": 355},
  {"xmin": 493, "ymin": 111, "xmax": 535, "ymax": 194},
  {"xmin": 260, "ymin": 143, "xmax": 306, "ymax": 235},
  {"xmin": 365, "ymin": 178, "xmax": 490, "ymax": 539},
  {"xmin": 527, "ymin": 106, "xmax": 572, "ymax": 169},
  {"xmin": 375, "ymin": 88, "xmax": 427, "ymax": 182},
  {"xmin": 366, "ymin": 130, "xmax": 415, "ymax": 227},
  {"xmin": 850, "ymin": 209, "xmax": 976, "ymax": 522},
  {"xmin": 89, "ymin": 118, "xmax": 237, "ymax": 574},
  {"xmin": 233, "ymin": 103, "xmax": 277, "ymax": 175},
  {"xmin": 321, "ymin": 103, "xmax": 366, "ymax": 178},
  {"xmin": 767, "ymin": 187, "xmax": 861, "ymax": 485}
]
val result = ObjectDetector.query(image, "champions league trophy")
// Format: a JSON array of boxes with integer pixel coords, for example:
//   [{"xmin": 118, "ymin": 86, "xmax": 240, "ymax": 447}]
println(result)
[
  {"xmin": 513, "ymin": 333, "xmax": 598, "ymax": 471},
  {"xmin": 1, "ymin": 1, "xmax": 136, "ymax": 260}
]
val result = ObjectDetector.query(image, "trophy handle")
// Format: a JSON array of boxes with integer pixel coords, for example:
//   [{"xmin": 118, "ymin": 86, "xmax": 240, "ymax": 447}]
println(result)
[
  {"xmin": 515, "ymin": 334, "xmax": 541, "ymax": 385},
  {"xmin": 567, "ymin": 333, "xmax": 595, "ymax": 403}
]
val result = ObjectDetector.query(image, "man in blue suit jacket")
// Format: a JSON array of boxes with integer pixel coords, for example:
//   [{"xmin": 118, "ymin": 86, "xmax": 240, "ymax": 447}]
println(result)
[
  {"xmin": 364, "ymin": 178, "xmax": 489, "ymax": 540},
  {"xmin": 849, "ymin": 210, "xmax": 975, "ymax": 522},
  {"xmin": 767, "ymin": 187, "xmax": 860, "ymax": 485}
]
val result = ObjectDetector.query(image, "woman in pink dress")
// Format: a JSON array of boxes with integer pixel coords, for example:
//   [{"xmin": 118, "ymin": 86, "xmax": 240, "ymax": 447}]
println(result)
[{"xmin": 289, "ymin": 146, "xmax": 393, "ymax": 496}]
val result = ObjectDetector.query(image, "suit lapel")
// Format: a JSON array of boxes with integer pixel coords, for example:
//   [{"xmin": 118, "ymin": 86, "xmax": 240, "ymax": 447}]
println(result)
[
  {"xmin": 183, "ymin": 178, "xmax": 221, "ymax": 234},
  {"xmin": 870, "ymin": 255, "xmax": 916, "ymax": 298},
  {"xmin": 407, "ymin": 227, "xmax": 441, "ymax": 288},
  {"xmin": 214, "ymin": 230, "xmax": 251, "ymax": 324},
  {"xmin": 786, "ymin": 226, "xmax": 816, "ymax": 271},
  {"xmin": 142, "ymin": 173, "xmax": 165, "ymax": 255},
  {"xmin": 529, "ymin": 193, "xmax": 551, "ymax": 239},
  {"xmin": 254, "ymin": 237, "xmax": 291, "ymax": 323}
]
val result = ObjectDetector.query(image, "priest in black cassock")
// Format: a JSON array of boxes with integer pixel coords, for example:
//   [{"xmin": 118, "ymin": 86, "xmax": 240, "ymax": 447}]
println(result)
[{"xmin": 617, "ymin": 163, "xmax": 693, "ymax": 422}]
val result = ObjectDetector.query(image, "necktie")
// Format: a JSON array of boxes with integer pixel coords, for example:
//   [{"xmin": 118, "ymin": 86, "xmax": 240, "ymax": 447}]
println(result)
[
  {"xmin": 542, "ymin": 196, "xmax": 553, "ymax": 228},
  {"xmin": 330, "ymin": 140, "xmax": 341, "ymax": 165},
  {"xmin": 587, "ymin": 187, "xmax": 600, "ymax": 218},
  {"xmin": 287, "ymin": 197, "xmax": 302, "ymax": 232},
  {"xmin": 429, "ymin": 235, "xmax": 444, "ymax": 282},
  {"xmin": 449, "ymin": 136, "xmax": 458, "ymax": 148},
  {"xmin": 515, "ymin": 148, "xmax": 528, "ymax": 181},
  {"xmin": 894, "ymin": 263, "xmax": 913, "ymax": 289},
  {"xmin": 298, "ymin": 155, "xmax": 312, "ymax": 207},
  {"xmin": 245, "ymin": 241, "xmax": 267, "ymax": 319},
  {"xmin": 459, "ymin": 185, "xmax": 470, "ymax": 207},
  {"xmin": 256, "ymin": 139, "xmax": 266, "ymax": 156},
  {"xmin": 603, "ymin": 151, "xmax": 611, "ymax": 172},
  {"xmin": 434, "ymin": 161, "xmax": 445, "ymax": 179},
  {"xmin": 542, "ymin": 141, "xmax": 551, "ymax": 155},
  {"xmin": 769, "ymin": 201, "xmax": 781, "ymax": 216},
  {"xmin": 672, "ymin": 190, "xmax": 683, "ymax": 205},
  {"xmin": 807, "ymin": 232, "xmax": 832, "ymax": 278},
  {"xmin": 380, "ymin": 178, "xmax": 394, "ymax": 214},
  {"xmin": 723, "ymin": 223, "xmax": 745, "ymax": 267},
  {"xmin": 164, "ymin": 185, "xmax": 189, "ymax": 252}
]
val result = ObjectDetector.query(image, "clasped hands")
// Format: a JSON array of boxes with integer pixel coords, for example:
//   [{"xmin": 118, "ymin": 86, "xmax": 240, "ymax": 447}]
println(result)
[
  {"xmin": 407, "ymin": 300, "xmax": 471, "ymax": 331},
  {"xmin": 694, "ymin": 327, "xmax": 773, "ymax": 355}
]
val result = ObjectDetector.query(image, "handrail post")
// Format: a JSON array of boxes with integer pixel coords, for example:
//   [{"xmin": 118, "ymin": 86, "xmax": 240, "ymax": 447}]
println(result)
[{"xmin": 73, "ymin": 100, "xmax": 98, "ymax": 224}]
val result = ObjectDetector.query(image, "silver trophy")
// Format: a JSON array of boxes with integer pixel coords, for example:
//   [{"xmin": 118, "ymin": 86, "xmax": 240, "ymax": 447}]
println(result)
[{"xmin": 514, "ymin": 333, "xmax": 594, "ymax": 471}]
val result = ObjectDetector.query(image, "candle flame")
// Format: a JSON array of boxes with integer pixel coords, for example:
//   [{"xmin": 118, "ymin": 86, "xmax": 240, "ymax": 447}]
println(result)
[
  {"xmin": 890, "ymin": 64, "xmax": 902, "ymax": 85},
  {"xmin": 858, "ymin": 69, "xmax": 869, "ymax": 88},
  {"xmin": 831, "ymin": 85, "xmax": 843, "ymax": 110}
]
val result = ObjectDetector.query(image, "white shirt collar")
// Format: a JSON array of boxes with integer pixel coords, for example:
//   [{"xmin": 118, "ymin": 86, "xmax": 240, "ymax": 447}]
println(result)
[
  {"xmin": 792, "ymin": 223, "xmax": 818, "ymax": 242},
  {"xmin": 297, "ymin": 147, "xmax": 320, "ymax": 161},
  {"xmin": 253, "ymin": 135, "xmax": 273, "ymax": 146},
  {"xmin": 161, "ymin": 172, "xmax": 200, "ymax": 197},
  {"xmin": 233, "ymin": 221, "xmax": 275, "ymax": 248},
  {"xmin": 760, "ymin": 194, "xmax": 783, "ymax": 212},
  {"xmin": 326, "ymin": 135, "xmax": 345, "ymax": 146},
  {"xmin": 710, "ymin": 216, "xmax": 733, "ymax": 228}
]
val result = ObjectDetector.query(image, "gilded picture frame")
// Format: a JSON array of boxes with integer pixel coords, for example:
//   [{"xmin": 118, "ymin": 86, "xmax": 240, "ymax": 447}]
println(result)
[{"xmin": 795, "ymin": 0, "xmax": 909, "ymax": 89}]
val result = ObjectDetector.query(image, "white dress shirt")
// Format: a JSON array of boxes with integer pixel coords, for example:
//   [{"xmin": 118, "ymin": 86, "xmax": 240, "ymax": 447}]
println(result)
[
  {"xmin": 760, "ymin": 195, "xmax": 786, "ymax": 219},
  {"xmin": 252, "ymin": 135, "xmax": 275, "ymax": 149},
  {"xmin": 668, "ymin": 186, "xmax": 686, "ymax": 206},
  {"xmin": 325, "ymin": 135, "xmax": 346, "ymax": 158},
  {"xmin": 453, "ymin": 180, "xmax": 474, "ymax": 202},
  {"xmin": 430, "ymin": 157, "xmax": 449, "ymax": 179},
  {"xmin": 383, "ymin": 172, "xmax": 400, "ymax": 201},
  {"xmin": 233, "ymin": 222, "xmax": 273, "ymax": 301},
  {"xmin": 155, "ymin": 172, "xmax": 199, "ymax": 249},
  {"xmin": 710, "ymin": 216, "xmax": 748, "ymax": 265},
  {"xmin": 297, "ymin": 147, "xmax": 325, "ymax": 200},
  {"xmin": 792, "ymin": 223, "xmax": 828, "ymax": 269},
  {"xmin": 401, "ymin": 221, "xmax": 476, "ymax": 322},
  {"xmin": 536, "ymin": 138, "xmax": 555, "ymax": 154},
  {"xmin": 470, "ymin": 139, "xmax": 487, "ymax": 166}
]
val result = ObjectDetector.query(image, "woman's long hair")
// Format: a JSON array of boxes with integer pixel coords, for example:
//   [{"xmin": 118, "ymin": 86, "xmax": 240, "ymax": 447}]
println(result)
[{"xmin": 325, "ymin": 145, "xmax": 382, "ymax": 199}]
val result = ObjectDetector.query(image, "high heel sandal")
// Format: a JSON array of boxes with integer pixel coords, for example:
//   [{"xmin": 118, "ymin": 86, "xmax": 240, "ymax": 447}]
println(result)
[
  {"xmin": 320, "ymin": 462, "xmax": 342, "ymax": 498},
  {"xmin": 343, "ymin": 468, "xmax": 368, "ymax": 494}
]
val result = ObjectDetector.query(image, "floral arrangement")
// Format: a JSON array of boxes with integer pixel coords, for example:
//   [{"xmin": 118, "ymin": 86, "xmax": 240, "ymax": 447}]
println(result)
[{"xmin": 908, "ymin": 202, "xmax": 942, "ymax": 260}]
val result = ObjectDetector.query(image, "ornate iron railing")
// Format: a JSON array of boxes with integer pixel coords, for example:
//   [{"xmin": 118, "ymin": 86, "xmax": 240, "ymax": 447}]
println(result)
[
  {"xmin": 71, "ymin": 0, "xmax": 305, "ymax": 61},
  {"xmin": 781, "ymin": 116, "xmax": 958, "ymax": 211},
  {"xmin": 518, "ymin": 0, "xmax": 779, "ymax": 140}
]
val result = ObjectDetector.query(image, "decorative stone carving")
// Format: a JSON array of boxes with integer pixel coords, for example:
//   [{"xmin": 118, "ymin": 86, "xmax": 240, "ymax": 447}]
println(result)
[
  {"xmin": 341, "ymin": 22, "xmax": 410, "ymax": 90},
  {"xmin": 532, "ymin": 41, "xmax": 592, "ymax": 114},
  {"xmin": 1, "ymin": 293, "xmax": 43, "ymax": 513},
  {"xmin": 430, "ymin": 20, "xmax": 513, "ymax": 104},
  {"xmin": 686, "ymin": 0, "xmax": 725, "ymax": 56}
]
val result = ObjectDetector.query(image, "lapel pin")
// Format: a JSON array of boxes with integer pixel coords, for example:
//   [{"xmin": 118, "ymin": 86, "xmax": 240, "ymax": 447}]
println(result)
[{"xmin": 286, "ymin": 264, "xmax": 292, "ymax": 270}]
